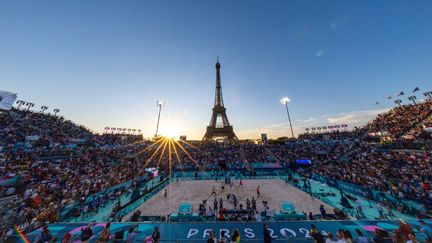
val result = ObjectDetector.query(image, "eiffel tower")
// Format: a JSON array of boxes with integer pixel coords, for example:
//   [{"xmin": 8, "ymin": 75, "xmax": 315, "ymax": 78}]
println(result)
[{"xmin": 203, "ymin": 58, "xmax": 238, "ymax": 141}]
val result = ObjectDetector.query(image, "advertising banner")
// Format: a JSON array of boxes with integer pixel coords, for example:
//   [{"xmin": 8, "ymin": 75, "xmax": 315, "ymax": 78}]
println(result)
[
  {"xmin": 336, "ymin": 180, "xmax": 374, "ymax": 199},
  {"xmin": 20, "ymin": 220, "xmax": 432, "ymax": 242},
  {"xmin": 311, "ymin": 173, "xmax": 373, "ymax": 198}
]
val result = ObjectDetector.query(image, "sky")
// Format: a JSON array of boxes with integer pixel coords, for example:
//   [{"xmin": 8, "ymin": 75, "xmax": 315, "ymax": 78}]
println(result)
[{"xmin": 1, "ymin": 0, "xmax": 432, "ymax": 139}]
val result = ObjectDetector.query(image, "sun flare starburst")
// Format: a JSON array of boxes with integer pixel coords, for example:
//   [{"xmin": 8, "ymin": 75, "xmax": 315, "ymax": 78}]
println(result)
[{"xmin": 138, "ymin": 136, "xmax": 201, "ymax": 175}]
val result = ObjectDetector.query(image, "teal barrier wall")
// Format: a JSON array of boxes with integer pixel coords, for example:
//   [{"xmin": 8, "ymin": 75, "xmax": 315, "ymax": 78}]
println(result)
[
  {"xmin": 18, "ymin": 219, "xmax": 432, "ymax": 242},
  {"xmin": 60, "ymin": 175, "xmax": 152, "ymax": 220},
  {"xmin": 311, "ymin": 173, "xmax": 428, "ymax": 215}
]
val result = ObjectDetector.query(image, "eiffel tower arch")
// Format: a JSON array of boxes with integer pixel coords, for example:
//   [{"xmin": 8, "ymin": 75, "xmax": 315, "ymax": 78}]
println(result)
[{"xmin": 203, "ymin": 58, "xmax": 238, "ymax": 141}]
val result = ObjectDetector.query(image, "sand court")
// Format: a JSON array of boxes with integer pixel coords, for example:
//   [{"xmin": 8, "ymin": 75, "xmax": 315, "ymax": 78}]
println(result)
[{"xmin": 125, "ymin": 179, "xmax": 333, "ymax": 219}]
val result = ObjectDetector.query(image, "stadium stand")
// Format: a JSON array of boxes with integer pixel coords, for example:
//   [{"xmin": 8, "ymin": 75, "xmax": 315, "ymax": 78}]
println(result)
[{"xmin": 1, "ymin": 99, "xmax": 432, "ymax": 242}]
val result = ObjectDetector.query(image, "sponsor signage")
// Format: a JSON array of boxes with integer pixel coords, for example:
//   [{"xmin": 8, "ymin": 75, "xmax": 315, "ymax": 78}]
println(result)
[{"xmin": 20, "ymin": 220, "xmax": 432, "ymax": 242}]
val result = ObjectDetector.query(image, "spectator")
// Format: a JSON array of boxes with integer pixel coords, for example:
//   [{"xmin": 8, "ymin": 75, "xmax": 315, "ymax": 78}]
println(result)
[
  {"xmin": 354, "ymin": 229, "xmax": 368, "ymax": 243},
  {"xmin": 207, "ymin": 230, "xmax": 217, "ymax": 243},
  {"xmin": 219, "ymin": 231, "xmax": 228, "ymax": 243},
  {"xmin": 152, "ymin": 226, "xmax": 160, "ymax": 243},
  {"xmin": 126, "ymin": 227, "xmax": 138, "ymax": 243},
  {"xmin": 61, "ymin": 232, "xmax": 73, "ymax": 243},
  {"xmin": 35, "ymin": 226, "xmax": 54, "ymax": 243},
  {"xmin": 419, "ymin": 220, "xmax": 432, "ymax": 243},
  {"xmin": 371, "ymin": 229, "xmax": 391, "ymax": 243},
  {"xmin": 97, "ymin": 222, "xmax": 110, "ymax": 243},
  {"xmin": 231, "ymin": 228, "xmax": 240, "ymax": 243},
  {"xmin": 336, "ymin": 230, "xmax": 346, "ymax": 243},
  {"xmin": 325, "ymin": 232, "xmax": 336, "ymax": 243},
  {"xmin": 309, "ymin": 212, "xmax": 314, "ymax": 220},
  {"xmin": 320, "ymin": 205, "xmax": 327, "ymax": 219},
  {"xmin": 344, "ymin": 230, "xmax": 353, "ymax": 243},
  {"xmin": 80, "ymin": 224, "xmax": 93, "ymax": 243},
  {"xmin": 406, "ymin": 233, "xmax": 419, "ymax": 243},
  {"xmin": 255, "ymin": 210, "xmax": 262, "ymax": 222},
  {"xmin": 264, "ymin": 223, "xmax": 275, "ymax": 243},
  {"xmin": 310, "ymin": 224, "xmax": 325, "ymax": 243},
  {"xmin": 396, "ymin": 219, "xmax": 413, "ymax": 242}
]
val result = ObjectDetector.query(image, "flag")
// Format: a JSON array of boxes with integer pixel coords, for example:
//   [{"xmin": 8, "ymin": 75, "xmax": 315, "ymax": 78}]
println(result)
[
  {"xmin": 387, "ymin": 96, "xmax": 392, "ymax": 100},
  {"xmin": 375, "ymin": 101, "xmax": 379, "ymax": 105},
  {"xmin": 397, "ymin": 91, "xmax": 404, "ymax": 97},
  {"xmin": 413, "ymin": 87, "xmax": 420, "ymax": 93}
]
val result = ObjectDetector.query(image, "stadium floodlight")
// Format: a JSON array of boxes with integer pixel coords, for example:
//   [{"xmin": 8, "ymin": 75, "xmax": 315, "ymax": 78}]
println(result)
[
  {"xmin": 16, "ymin": 100, "xmax": 25, "ymax": 110},
  {"xmin": 407, "ymin": 96, "xmax": 417, "ymax": 105},
  {"xmin": 280, "ymin": 97, "xmax": 294, "ymax": 138},
  {"xmin": 280, "ymin": 97, "xmax": 290, "ymax": 105},
  {"xmin": 155, "ymin": 100, "xmax": 164, "ymax": 137},
  {"xmin": 40, "ymin": 106, "xmax": 48, "ymax": 113},
  {"xmin": 156, "ymin": 100, "xmax": 164, "ymax": 106},
  {"xmin": 394, "ymin": 99, "xmax": 402, "ymax": 107},
  {"xmin": 423, "ymin": 91, "xmax": 432, "ymax": 99},
  {"xmin": 53, "ymin": 108, "xmax": 60, "ymax": 116},
  {"xmin": 26, "ymin": 102, "xmax": 34, "ymax": 111}
]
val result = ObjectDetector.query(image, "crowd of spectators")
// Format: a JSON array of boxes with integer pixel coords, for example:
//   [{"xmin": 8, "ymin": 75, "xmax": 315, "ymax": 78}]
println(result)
[
  {"xmin": 2, "ymin": 99, "xmax": 432, "ymax": 237},
  {"xmin": 365, "ymin": 100, "xmax": 432, "ymax": 140},
  {"xmin": 1, "ymin": 108, "xmax": 93, "ymax": 146},
  {"xmin": 404, "ymin": 115, "xmax": 432, "ymax": 141},
  {"xmin": 174, "ymin": 143, "xmax": 245, "ymax": 171},
  {"xmin": 242, "ymin": 144, "xmax": 274, "ymax": 163},
  {"xmin": 291, "ymin": 100, "xmax": 432, "ymax": 212},
  {"xmin": 0, "ymin": 108, "xmax": 153, "ymax": 234},
  {"xmin": 298, "ymin": 129, "xmax": 364, "ymax": 140},
  {"xmin": 315, "ymin": 148, "xmax": 432, "ymax": 202}
]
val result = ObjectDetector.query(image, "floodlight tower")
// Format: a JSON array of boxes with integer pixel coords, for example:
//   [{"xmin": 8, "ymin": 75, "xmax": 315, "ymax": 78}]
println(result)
[
  {"xmin": 280, "ymin": 97, "xmax": 295, "ymax": 138},
  {"xmin": 53, "ymin": 108, "xmax": 60, "ymax": 116},
  {"xmin": 155, "ymin": 100, "xmax": 164, "ymax": 137},
  {"xmin": 407, "ymin": 96, "xmax": 417, "ymax": 105},
  {"xmin": 394, "ymin": 99, "xmax": 403, "ymax": 107},
  {"xmin": 40, "ymin": 106, "xmax": 48, "ymax": 113},
  {"xmin": 16, "ymin": 100, "xmax": 25, "ymax": 110},
  {"xmin": 26, "ymin": 102, "xmax": 34, "ymax": 111}
]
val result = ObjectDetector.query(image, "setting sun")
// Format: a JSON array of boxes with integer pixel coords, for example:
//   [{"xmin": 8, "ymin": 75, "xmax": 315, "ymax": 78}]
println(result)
[{"xmin": 159, "ymin": 126, "xmax": 180, "ymax": 139}]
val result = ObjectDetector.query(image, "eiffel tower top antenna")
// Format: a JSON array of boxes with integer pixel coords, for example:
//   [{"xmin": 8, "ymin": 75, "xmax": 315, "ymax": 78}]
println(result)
[{"xmin": 214, "ymin": 56, "xmax": 224, "ymax": 107}]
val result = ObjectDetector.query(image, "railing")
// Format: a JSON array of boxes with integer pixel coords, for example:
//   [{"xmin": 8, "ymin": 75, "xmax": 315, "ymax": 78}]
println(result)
[
  {"xmin": 0, "ymin": 205, "xmax": 27, "ymax": 223},
  {"xmin": 0, "ymin": 195, "xmax": 17, "ymax": 206},
  {"xmin": 112, "ymin": 178, "xmax": 171, "ymax": 221},
  {"xmin": 61, "ymin": 175, "xmax": 155, "ymax": 221},
  {"xmin": 0, "ymin": 205, "xmax": 28, "ymax": 242}
]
